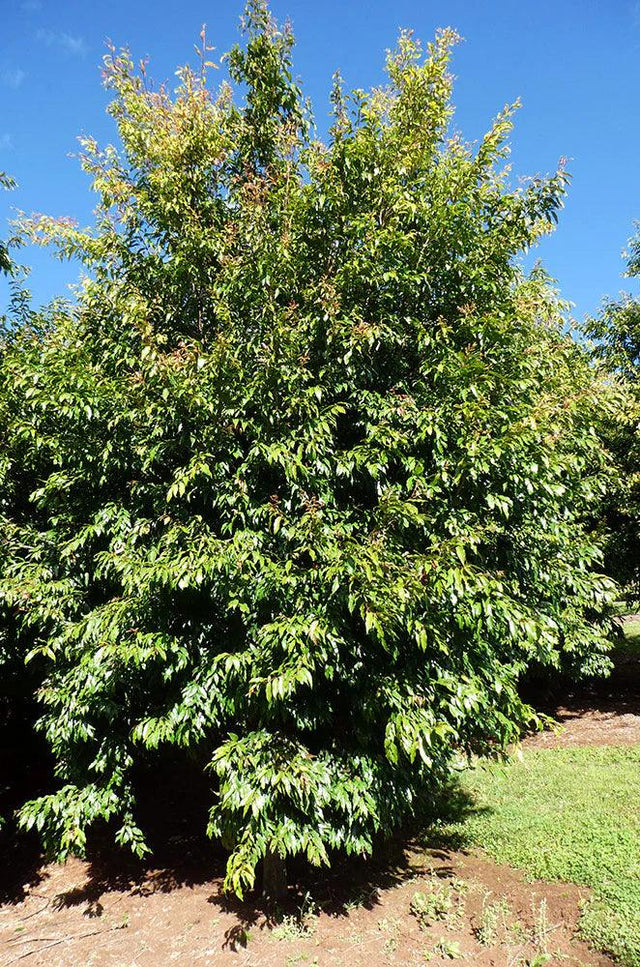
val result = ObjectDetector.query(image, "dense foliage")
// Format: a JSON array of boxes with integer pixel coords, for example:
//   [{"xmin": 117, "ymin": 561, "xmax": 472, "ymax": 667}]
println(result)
[
  {"xmin": 0, "ymin": 171, "xmax": 44, "ymax": 750},
  {"xmin": 585, "ymin": 227, "xmax": 640, "ymax": 599},
  {"xmin": 0, "ymin": 3, "xmax": 615, "ymax": 895}
]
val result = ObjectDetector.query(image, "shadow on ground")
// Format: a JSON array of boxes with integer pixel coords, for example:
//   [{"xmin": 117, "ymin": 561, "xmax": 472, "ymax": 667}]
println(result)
[
  {"xmin": 0, "ymin": 749, "xmax": 482, "ymax": 937},
  {"xmin": 5, "ymin": 636, "xmax": 635, "ymax": 931},
  {"xmin": 520, "ymin": 625, "xmax": 640, "ymax": 748}
]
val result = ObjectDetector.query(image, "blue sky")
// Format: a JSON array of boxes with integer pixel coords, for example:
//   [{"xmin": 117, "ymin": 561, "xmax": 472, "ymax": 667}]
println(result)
[{"xmin": 1, "ymin": 0, "xmax": 639, "ymax": 319}]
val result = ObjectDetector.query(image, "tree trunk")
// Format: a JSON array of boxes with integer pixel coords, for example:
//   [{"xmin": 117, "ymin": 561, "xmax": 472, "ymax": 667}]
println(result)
[{"xmin": 262, "ymin": 850, "xmax": 287, "ymax": 901}]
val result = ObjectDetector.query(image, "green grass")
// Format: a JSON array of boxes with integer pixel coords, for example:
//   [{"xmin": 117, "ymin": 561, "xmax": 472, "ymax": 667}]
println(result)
[
  {"xmin": 620, "ymin": 618, "xmax": 640, "ymax": 660},
  {"xmin": 439, "ymin": 746, "xmax": 640, "ymax": 966}
]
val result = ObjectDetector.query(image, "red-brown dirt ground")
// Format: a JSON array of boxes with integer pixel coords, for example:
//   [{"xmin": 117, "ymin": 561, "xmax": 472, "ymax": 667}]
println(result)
[{"xmin": 0, "ymin": 845, "xmax": 613, "ymax": 966}]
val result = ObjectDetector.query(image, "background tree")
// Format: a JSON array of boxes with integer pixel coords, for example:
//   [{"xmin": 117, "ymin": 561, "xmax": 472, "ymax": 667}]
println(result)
[
  {"xmin": 585, "ymin": 226, "xmax": 640, "ymax": 601},
  {"xmin": 1, "ymin": 2, "xmax": 614, "ymax": 896}
]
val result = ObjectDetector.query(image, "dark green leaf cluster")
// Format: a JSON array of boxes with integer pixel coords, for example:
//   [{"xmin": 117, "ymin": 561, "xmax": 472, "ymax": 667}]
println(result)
[{"xmin": 0, "ymin": 3, "xmax": 614, "ymax": 895}]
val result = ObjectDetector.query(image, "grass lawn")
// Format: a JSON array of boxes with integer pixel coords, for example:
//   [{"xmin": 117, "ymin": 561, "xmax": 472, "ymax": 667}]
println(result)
[
  {"xmin": 620, "ymin": 618, "xmax": 640, "ymax": 660},
  {"xmin": 439, "ymin": 746, "xmax": 640, "ymax": 966}
]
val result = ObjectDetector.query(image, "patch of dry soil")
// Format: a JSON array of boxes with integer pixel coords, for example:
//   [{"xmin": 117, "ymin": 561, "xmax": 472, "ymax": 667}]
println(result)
[{"xmin": 0, "ymin": 847, "xmax": 612, "ymax": 966}]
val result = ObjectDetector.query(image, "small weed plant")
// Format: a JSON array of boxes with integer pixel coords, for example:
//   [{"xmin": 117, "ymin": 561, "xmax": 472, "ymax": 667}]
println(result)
[{"xmin": 410, "ymin": 883, "xmax": 456, "ymax": 928}]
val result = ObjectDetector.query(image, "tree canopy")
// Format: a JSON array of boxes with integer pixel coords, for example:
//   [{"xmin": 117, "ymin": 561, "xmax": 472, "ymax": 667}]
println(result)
[
  {"xmin": 0, "ymin": 1, "xmax": 614, "ymax": 896},
  {"xmin": 585, "ymin": 226, "xmax": 640, "ymax": 598}
]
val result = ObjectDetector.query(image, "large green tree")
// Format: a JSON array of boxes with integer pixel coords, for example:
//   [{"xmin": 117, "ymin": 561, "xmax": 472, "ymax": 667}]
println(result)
[{"xmin": 1, "ymin": 3, "xmax": 614, "ymax": 895}]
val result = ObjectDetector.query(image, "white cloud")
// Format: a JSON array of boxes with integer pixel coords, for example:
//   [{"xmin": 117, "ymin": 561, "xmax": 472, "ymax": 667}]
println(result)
[
  {"xmin": 0, "ymin": 134, "xmax": 14, "ymax": 151},
  {"xmin": 1, "ymin": 68, "xmax": 26, "ymax": 89},
  {"xmin": 36, "ymin": 28, "xmax": 88, "ymax": 58}
]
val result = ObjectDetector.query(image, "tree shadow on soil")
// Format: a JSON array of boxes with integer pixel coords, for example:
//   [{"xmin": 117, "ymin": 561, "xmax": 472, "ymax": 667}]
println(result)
[
  {"xmin": 206, "ymin": 781, "xmax": 485, "ymax": 951},
  {"xmin": 0, "ymin": 710, "xmax": 54, "ymax": 905},
  {"xmin": 0, "ymin": 753, "xmax": 485, "ymax": 952},
  {"xmin": 2, "ymin": 634, "xmax": 636, "ymax": 955},
  {"xmin": 521, "ymin": 640, "xmax": 640, "ymax": 725},
  {"xmin": 0, "ymin": 751, "xmax": 227, "ymax": 908}
]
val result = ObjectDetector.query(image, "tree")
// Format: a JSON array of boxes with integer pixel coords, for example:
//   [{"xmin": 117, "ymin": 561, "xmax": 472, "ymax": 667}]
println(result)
[
  {"xmin": 1, "ymin": 2, "xmax": 614, "ymax": 897},
  {"xmin": 585, "ymin": 226, "xmax": 640, "ymax": 600}
]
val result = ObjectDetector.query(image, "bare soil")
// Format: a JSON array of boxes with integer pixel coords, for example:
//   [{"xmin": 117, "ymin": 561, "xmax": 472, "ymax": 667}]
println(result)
[{"xmin": 0, "ymin": 845, "xmax": 612, "ymax": 967}]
